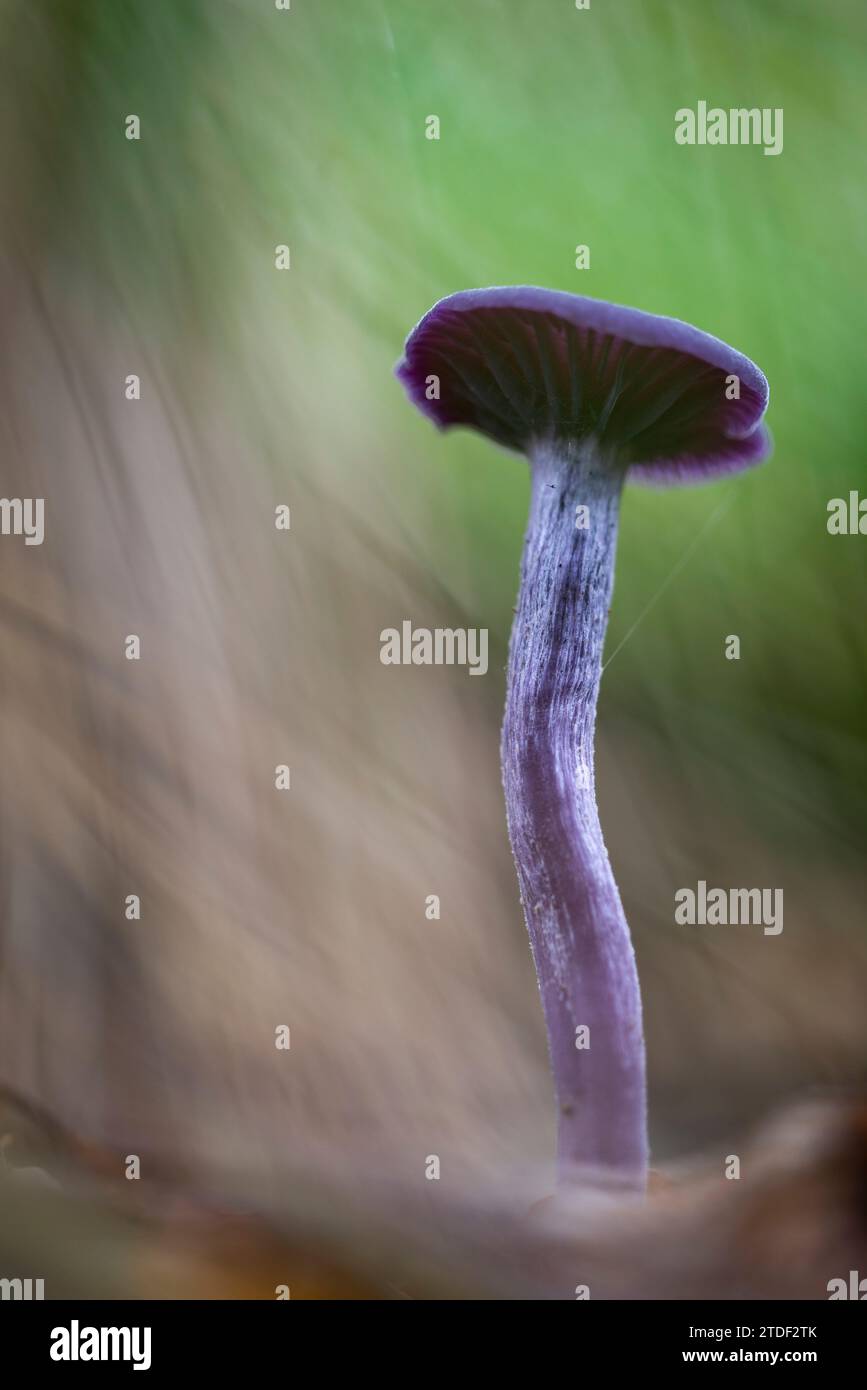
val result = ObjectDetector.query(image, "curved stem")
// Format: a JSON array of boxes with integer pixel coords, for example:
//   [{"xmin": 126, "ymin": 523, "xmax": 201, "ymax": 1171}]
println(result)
[{"xmin": 501, "ymin": 439, "xmax": 647, "ymax": 1187}]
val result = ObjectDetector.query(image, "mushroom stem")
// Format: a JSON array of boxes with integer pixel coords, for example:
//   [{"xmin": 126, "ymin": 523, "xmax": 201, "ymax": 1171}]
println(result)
[{"xmin": 501, "ymin": 438, "xmax": 647, "ymax": 1188}]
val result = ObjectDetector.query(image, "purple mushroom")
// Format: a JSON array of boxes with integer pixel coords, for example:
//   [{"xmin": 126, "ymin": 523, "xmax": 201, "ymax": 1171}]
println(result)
[{"xmin": 396, "ymin": 287, "xmax": 770, "ymax": 1188}]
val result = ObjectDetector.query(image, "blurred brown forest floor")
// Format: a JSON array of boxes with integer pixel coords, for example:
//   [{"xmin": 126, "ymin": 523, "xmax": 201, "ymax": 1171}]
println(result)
[{"xmin": 2, "ymin": 1083, "xmax": 867, "ymax": 1298}]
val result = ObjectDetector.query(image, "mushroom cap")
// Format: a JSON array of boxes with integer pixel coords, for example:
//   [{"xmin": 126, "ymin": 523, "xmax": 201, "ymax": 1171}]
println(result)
[{"xmin": 395, "ymin": 287, "xmax": 770, "ymax": 484}]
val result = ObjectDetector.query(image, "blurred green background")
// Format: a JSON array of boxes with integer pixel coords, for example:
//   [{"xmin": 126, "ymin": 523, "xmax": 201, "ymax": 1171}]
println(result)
[
  {"xmin": 1, "ymin": 0, "xmax": 865, "ymax": 1173},
  {"xmin": 10, "ymin": 0, "xmax": 864, "ymax": 765}
]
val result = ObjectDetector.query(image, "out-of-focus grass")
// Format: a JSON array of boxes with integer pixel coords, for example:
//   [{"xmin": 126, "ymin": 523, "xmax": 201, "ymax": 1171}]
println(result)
[{"xmin": 6, "ymin": 0, "xmax": 864, "ymax": 776}]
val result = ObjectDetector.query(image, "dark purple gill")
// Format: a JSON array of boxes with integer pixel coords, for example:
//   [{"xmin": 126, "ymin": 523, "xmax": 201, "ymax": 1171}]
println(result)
[{"xmin": 396, "ymin": 286, "xmax": 770, "ymax": 484}]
